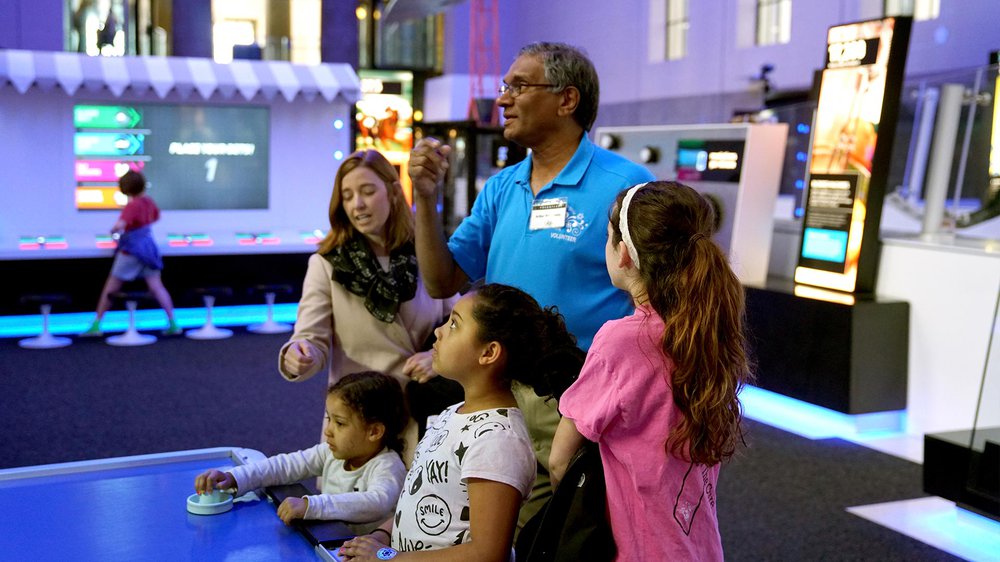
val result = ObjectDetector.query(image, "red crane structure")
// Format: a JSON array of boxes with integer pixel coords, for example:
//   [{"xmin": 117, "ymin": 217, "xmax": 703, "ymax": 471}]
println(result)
[{"xmin": 467, "ymin": 0, "xmax": 500, "ymax": 125}]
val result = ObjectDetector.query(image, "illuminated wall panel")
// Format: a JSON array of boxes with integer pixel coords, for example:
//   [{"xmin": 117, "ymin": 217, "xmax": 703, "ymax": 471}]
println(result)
[{"xmin": 794, "ymin": 17, "xmax": 912, "ymax": 294}]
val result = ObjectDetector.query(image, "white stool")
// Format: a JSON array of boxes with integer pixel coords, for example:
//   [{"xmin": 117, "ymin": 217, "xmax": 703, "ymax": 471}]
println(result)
[
  {"xmin": 18, "ymin": 293, "xmax": 72, "ymax": 349},
  {"xmin": 186, "ymin": 287, "xmax": 233, "ymax": 340},
  {"xmin": 248, "ymin": 284, "xmax": 293, "ymax": 334},
  {"xmin": 106, "ymin": 292, "xmax": 157, "ymax": 347}
]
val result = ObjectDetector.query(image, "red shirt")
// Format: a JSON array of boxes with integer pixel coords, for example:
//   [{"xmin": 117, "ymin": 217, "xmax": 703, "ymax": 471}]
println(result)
[{"xmin": 119, "ymin": 195, "xmax": 160, "ymax": 231}]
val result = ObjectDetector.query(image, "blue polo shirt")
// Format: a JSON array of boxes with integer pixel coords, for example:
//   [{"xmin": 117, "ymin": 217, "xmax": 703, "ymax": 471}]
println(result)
[{"xmin": 448, "ymin": 135, "xmax": 655, "ymax": 349}]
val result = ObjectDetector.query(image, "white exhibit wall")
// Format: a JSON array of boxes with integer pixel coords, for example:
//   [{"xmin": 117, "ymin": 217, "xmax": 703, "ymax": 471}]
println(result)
[
  {"xmin": 0, "ymin": 86, "xmax": 350, "ymax": 258},
  {"xmin": 769, "ymin": 218, "xmax": 1000, "ymax": 437},
  {"xmin": 876, "ymin": 239, "xmax": 1000, "ymax": 436}
]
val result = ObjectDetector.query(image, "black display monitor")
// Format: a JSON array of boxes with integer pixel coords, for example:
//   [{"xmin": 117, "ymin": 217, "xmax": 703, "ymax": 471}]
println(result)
[{"xmin": 73, "ymin": 103, "xmax": 270, "ymax": 211}]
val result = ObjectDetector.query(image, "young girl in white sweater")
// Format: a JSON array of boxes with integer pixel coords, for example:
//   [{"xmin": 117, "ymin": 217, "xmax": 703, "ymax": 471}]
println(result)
[{"xmin": 194, "ymin": 371, "xmax": 408, "ymax": 534}]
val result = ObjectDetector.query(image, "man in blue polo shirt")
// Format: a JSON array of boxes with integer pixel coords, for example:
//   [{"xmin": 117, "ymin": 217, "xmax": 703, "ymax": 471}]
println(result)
[{"xmin": 408, "ymin": 41, "xmax": 654, "ymax": 527}]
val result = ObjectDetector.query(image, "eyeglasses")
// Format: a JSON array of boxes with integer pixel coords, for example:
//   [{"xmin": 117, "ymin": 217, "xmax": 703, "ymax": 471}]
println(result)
[{"xmin": 497, "ymin": 82, "xmax": 557, "ymax": 98}]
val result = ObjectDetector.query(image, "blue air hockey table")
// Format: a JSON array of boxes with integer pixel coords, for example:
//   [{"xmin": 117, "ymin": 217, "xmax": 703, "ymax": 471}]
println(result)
[{"xmin": 0, "ymin": 447, "xmax": 351, "ymax": 561}]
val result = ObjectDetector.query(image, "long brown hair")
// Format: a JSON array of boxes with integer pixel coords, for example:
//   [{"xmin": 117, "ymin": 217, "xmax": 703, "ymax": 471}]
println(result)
[
  {"xmin": 610, "ymin": 181, "xmax": 753, "ymax": 466},
  {"xmin": 317, "ymin": 150, "xmax": 414, "ymax": 255}
]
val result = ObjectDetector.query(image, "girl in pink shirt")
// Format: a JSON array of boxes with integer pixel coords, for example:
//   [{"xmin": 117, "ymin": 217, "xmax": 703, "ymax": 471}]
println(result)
[{"xmin": 550, "ymin": 181, "xmax": 753, "ymax": 561}]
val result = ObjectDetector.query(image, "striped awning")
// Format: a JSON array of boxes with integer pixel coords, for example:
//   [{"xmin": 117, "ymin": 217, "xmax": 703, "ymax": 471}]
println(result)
[{"xmin": 0, "ymin": 50, "xmax": 361, "ymax": 103}]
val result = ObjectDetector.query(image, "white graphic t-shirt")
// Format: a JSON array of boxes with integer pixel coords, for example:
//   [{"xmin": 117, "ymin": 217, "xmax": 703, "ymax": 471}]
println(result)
[{"xmin": 392, "ymin": 403, "xmax": 536, "ymax": 552}]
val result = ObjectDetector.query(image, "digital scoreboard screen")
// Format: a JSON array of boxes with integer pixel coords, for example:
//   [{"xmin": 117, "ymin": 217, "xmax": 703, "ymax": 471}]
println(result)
[
  {"xmin": 675, "ymin": 139, "xmax": 745, "ymax": 183},
  {"xmin": 73, "ymin": 103, "xmax": 270, "ymax": 211}
]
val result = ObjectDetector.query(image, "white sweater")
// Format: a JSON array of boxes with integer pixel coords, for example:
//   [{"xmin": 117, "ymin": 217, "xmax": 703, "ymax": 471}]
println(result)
[{"xmin": 229, "ymin": 445, "xmax": 406, "ymax": 534}]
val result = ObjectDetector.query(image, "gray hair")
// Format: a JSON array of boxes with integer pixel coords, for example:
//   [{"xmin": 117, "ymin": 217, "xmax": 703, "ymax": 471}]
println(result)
[{"xmin": 517, "ymin": 42, "xmax": 600, "ymax": 131}]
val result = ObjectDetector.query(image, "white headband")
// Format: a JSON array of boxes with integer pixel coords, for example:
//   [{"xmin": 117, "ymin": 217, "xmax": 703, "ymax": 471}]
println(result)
[{"xmin": 619, "ymin": 183, "xmax": 646, "ymax": 269}]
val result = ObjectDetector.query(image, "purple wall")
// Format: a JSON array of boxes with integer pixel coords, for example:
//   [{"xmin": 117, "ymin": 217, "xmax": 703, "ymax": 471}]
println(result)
[
  {"xmin": 444, "ymin": 1, "xmax": 520, "ymax": 75},
  {"xmin": 443, "ymin": 0, "xmax": 470, "ymax": 74},
  {"xmin": 0, "ymin": 0, "xmax": 64, "ymax": 50},
  {"xmin": 905, "ymin": 1, "xmax": 1000, "ymax": 70},
  {"xmin": 321, "ymin": 0, "xmax": 358, "ymax": 64},
  {"xmin": 464, "ymin": 0, "xmax": 1000, "ymax": 114},
  {"xmin": 498, "ymin": 0, "xmax": 645, "ymax": 105},
  {"xmin": 171, "ymin": 0, "xmax": 212, "ymax": 58}
]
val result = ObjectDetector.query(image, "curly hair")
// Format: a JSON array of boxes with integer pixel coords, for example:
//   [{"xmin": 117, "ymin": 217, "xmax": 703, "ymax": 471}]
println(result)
[
  {"xmin": 469, "ymin": 283, "xmax": 584, "ymax": 400},
  {"xmin": 610, "ymin": 181, "xmax": 754, "ymax": 466},
  {"xmin": 329, "ymin": 371, "xmax": 409, "ymax": 457}
]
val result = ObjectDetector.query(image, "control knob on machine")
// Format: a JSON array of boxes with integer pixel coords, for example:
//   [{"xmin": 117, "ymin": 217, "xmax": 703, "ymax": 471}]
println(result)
[
  {"xmin": 598, "ymin": 133, "xmax": 620, "ymax": 150},
  {"xmin": 638, "ymin": 146, "xmax": 660, "ymax": 164}
]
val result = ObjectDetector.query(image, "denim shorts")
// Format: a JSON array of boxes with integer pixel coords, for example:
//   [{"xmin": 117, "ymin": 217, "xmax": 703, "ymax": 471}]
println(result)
[{"xmin": 111, "ymin": 252, "xmax": 160, "ymax": 281}]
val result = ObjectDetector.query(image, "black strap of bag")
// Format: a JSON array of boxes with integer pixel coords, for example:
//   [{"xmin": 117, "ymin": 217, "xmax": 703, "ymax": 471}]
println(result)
[{"xmin": 515, "ymin": 440, "xmax": 616, "ymax": 562}]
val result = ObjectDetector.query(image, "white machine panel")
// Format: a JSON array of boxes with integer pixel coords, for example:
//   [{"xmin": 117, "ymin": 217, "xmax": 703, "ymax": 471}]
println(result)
[{"xmin": 593, "ymin": 123, "xmax": 788, "ymax": 286}]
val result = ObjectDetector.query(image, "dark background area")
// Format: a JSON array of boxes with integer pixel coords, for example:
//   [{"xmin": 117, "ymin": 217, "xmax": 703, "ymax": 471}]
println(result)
[{"xmin": 1, "ymin": 253, "xmax": 309, "ymax": 316}]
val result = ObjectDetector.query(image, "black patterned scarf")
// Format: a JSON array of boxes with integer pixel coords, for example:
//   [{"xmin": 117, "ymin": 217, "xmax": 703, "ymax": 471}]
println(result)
[{"xmin": 324, "ymin": 234, "xmax": 418, "ymax": 323}]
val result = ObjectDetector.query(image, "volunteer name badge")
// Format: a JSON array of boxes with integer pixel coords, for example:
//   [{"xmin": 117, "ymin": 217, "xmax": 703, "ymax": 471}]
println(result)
[{"xmin": 529, "ymin": 198, "xmax": 568, "ymax": 230}]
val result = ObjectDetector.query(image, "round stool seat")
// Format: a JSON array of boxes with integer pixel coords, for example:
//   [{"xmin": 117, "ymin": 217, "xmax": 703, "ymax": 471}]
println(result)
[
  {"xmin": 109, "ymin": 290, "xmax": 155, "ymax": 304},
  {"xmin": 105, "ymin": 291, "xmax": 157, "ymax": 347},
  {"xmin": 186, "ymin": 286, "xmax": 233, "ymax": 340},
  {"xmin": 247, "ymin": 284, "xmax": 293, "ymax": 334},
  {"xmin": 192, "ymin": 286, "xmax": 235, "ymax": 299},
  {"xmin": 251, "ymin": 284, "xmax": 292, "ymax": 294},
  {"xmin": 18, "ymin": 293, "xmax": 72, "ymax": 349},
  {"xmin": 20, "ymin": 293, "xmax": 72, "ymax": 307}
]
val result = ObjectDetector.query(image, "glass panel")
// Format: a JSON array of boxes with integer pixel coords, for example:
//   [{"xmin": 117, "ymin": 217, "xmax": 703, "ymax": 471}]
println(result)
[
  {"xmin": 666, "ymin": 0, "xmax": 688, "ymax": 60},
  {"xmin": 966, "ymin": 283, "xmax": 1000, "ymax": 519},
  {"xmin": 885, "ymin": 0, "xmax": 939, "ymax": 20},
  {"xmin": 211, "ymin": 0, "xmax": 314, "ymax": 63},
  {"xmin": 914, "ymin": 0, "xmax": 940, "ymax": 20},
  {"xmin": 290, "ymin": 0, "xmax": 321, "ymax": 65},
  {"xmin": 883, "ymin": 0, "xmax": 914, "ymax": 17},
  {"xmin": 212, "ymin": 0, "xmax": 266, "ymax": 63},
  {"xmin": 376, "ymin": 14, "xmax": 440, "ymax": 70},
  {"xmin": 886, "ymin": 64, "xmax": 999, "ymax": 230},
  {"xmin": 750, "ymin": 63, "xmax": 1000, "ymax": 233},
  {"xmin": 756, "ymin": 0, "xmax": 792, "ymax": 46},
  {"xmin": 754, "ymin": 100, "xmax": 817, "ymax": 219},
  {"xmin": 778, "ymin": 0, "xmax": 792, "ymax": 43},
  {"xmin": 67, "ymin": 0, "xmax": 126, "ymax": 56},
  {"xmin": 356, "ymin": 1, "xmax": 441, "ymax": 71}
]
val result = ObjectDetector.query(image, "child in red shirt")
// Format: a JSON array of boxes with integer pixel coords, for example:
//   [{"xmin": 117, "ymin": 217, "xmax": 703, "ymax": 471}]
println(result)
[{"xmin": 82, "ymin": 170, "xmax": 180, "ymax": 336}]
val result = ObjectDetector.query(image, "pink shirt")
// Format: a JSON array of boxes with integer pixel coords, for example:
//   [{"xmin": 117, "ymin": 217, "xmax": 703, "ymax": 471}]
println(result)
[{"xmin": 559, "ymin": 306, "xmax": 724, "ymax": 562}]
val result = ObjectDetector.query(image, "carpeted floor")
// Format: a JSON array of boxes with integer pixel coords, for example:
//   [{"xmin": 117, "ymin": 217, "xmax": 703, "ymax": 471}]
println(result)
[
  {"xmin": 0, "ymin": 332, "xmax": 960, "ymax": 560},
  {"xmin": 718, "ymin": 421, "xmax": 960, "ymax": 560},
  {"xmin": 0, "ymin": 329, "xmax": 327, "ymax": 466}
]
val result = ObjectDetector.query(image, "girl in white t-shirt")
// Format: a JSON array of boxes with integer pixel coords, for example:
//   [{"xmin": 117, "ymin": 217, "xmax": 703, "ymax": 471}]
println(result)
[
  {"xmin": 338, "ymin": 283, "xmax": 584, "ymax": 562},
  {"xmin": 194, "ymin": 371, "xmax": 408, "ymax": 535}
]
